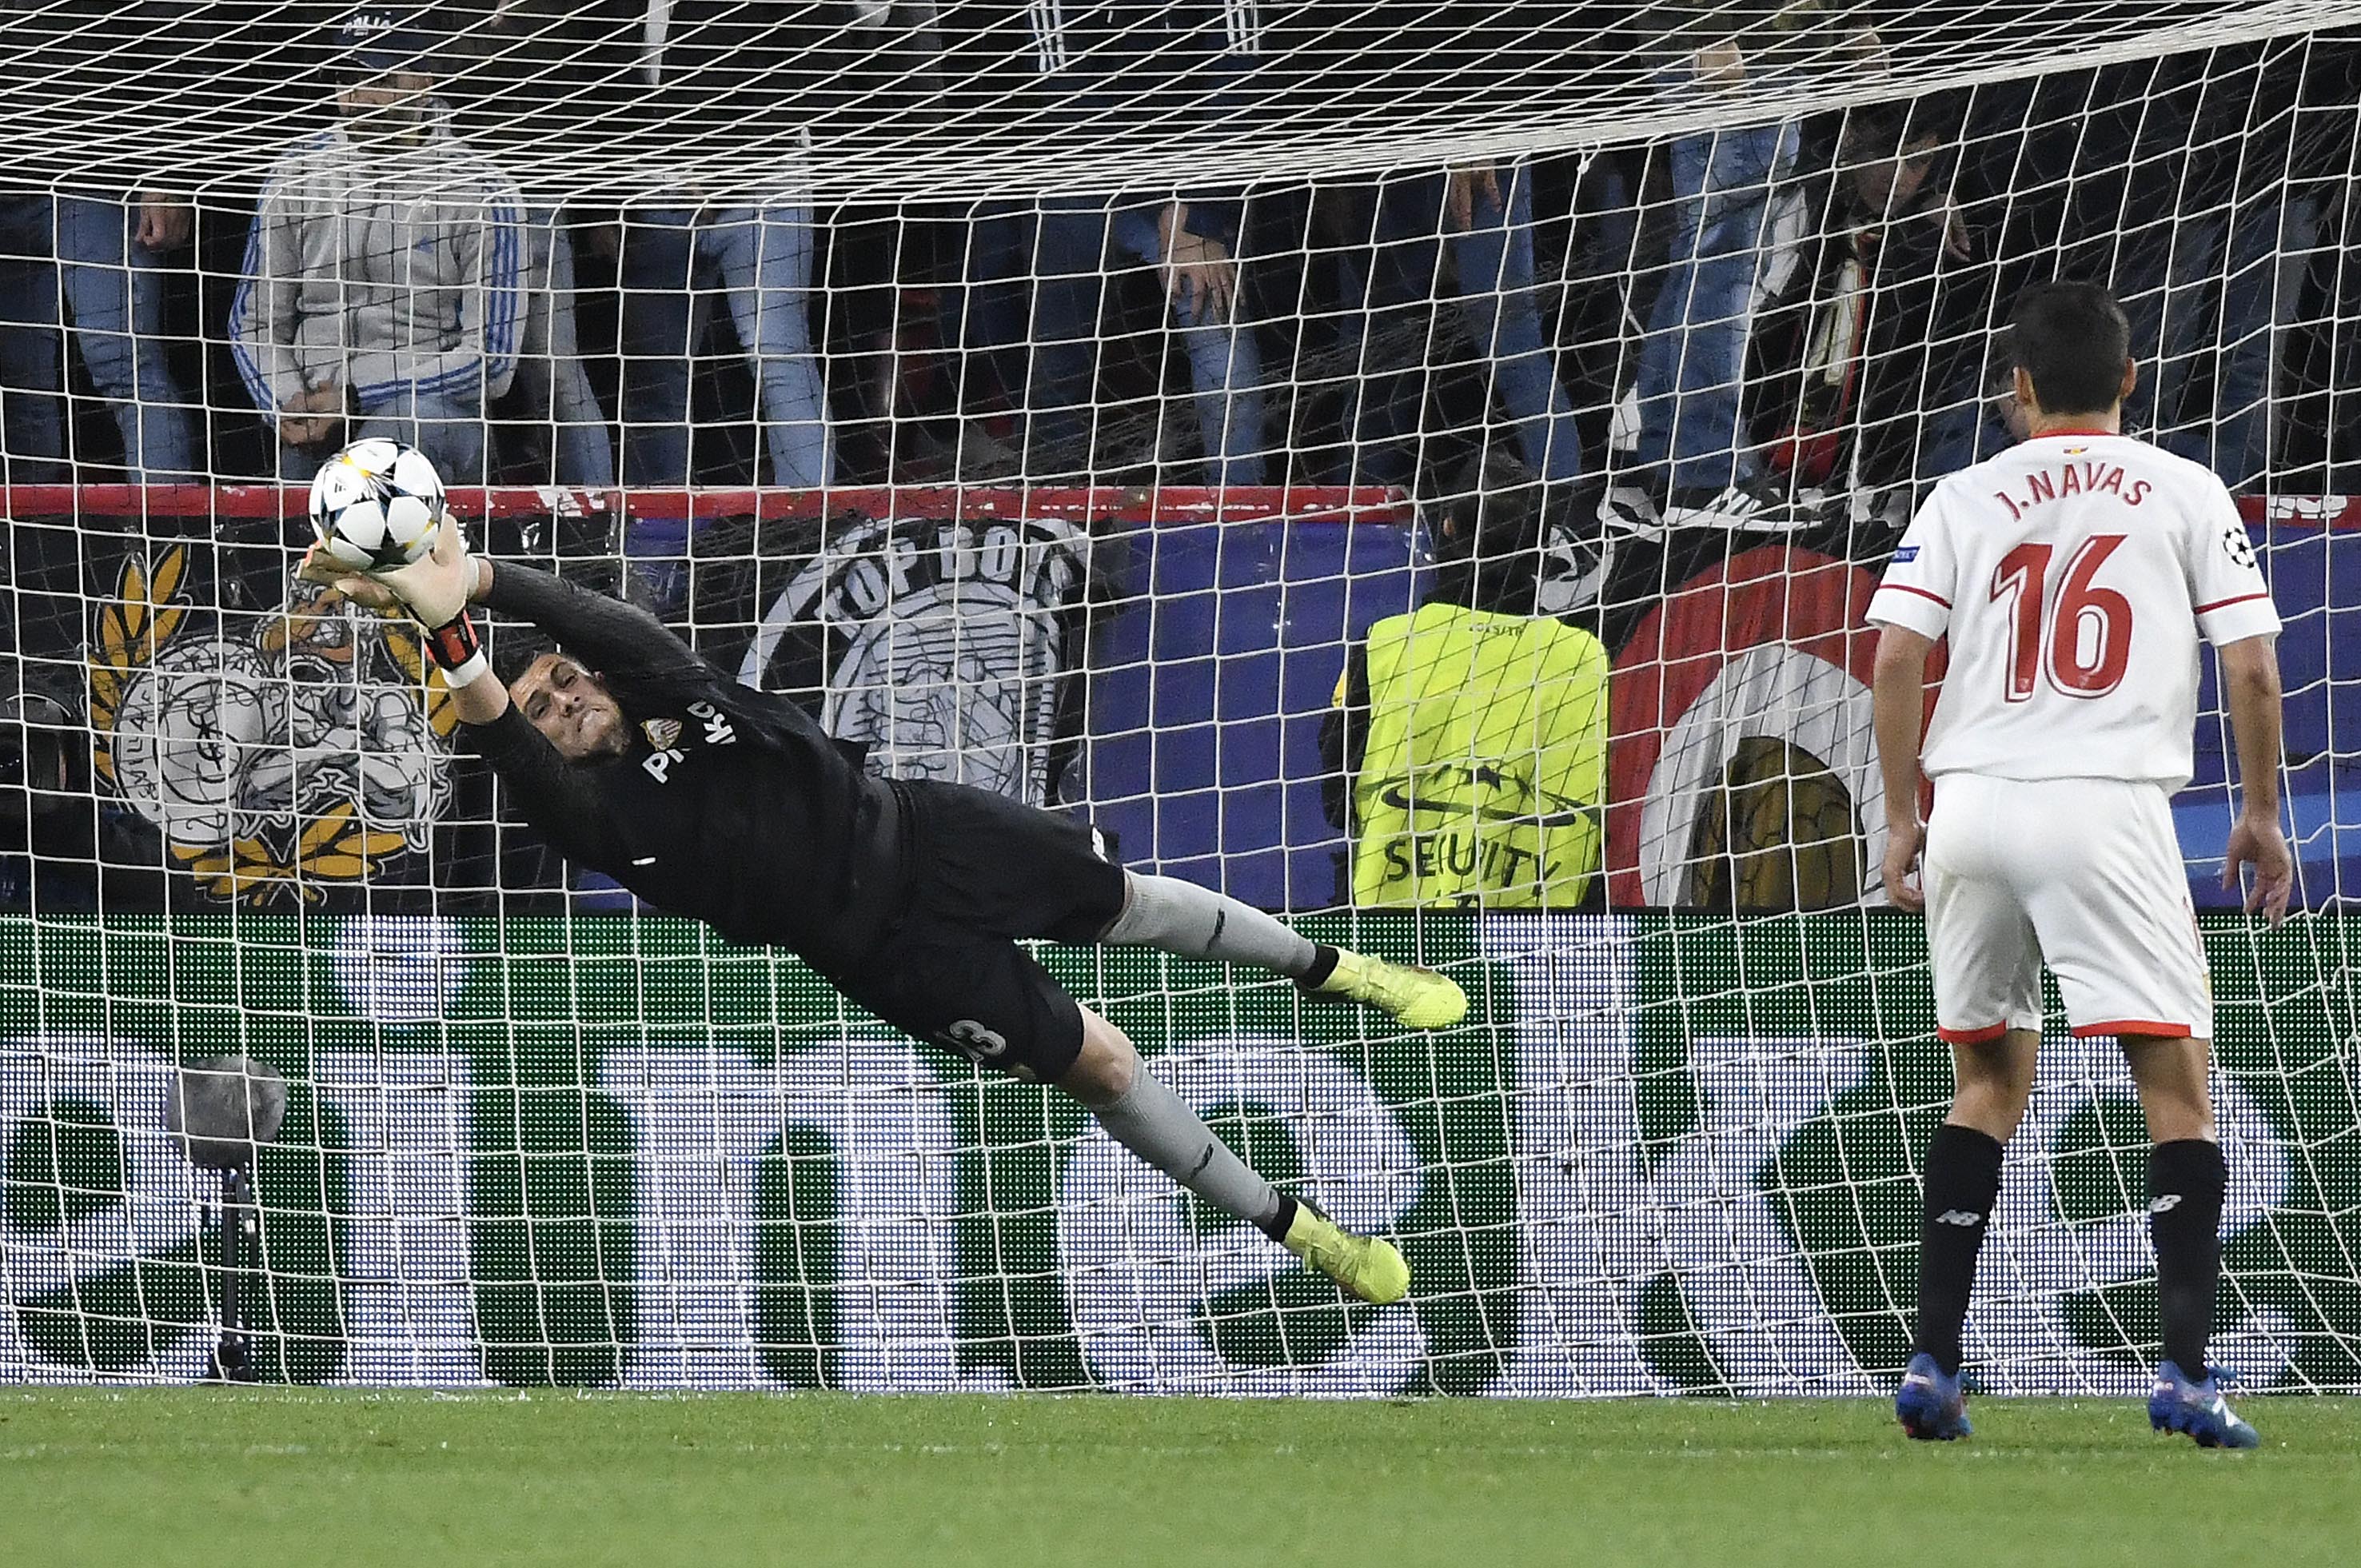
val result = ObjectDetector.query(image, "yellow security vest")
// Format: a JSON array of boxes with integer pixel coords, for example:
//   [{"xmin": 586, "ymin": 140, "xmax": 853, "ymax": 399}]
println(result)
[{"xmin": 1349, "ymin": 602, "xmax": 1609, "ymax": 908}]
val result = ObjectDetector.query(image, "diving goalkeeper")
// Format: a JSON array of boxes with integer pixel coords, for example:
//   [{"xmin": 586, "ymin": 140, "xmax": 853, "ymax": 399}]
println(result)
[{"xmin": 299, "ymin": 524, "xmax": 1466, "ymax": 1305}]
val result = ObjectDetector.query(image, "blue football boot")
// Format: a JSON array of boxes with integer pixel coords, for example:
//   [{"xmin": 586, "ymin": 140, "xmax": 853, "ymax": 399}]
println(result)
[
  {"xmin": 2149, "ymin": 1361, "xmax": 2260, "ymax": 1450},
  {"xmin": 1896, "ymin": 1352, "xmax": 1972, "ymax": 1441}
]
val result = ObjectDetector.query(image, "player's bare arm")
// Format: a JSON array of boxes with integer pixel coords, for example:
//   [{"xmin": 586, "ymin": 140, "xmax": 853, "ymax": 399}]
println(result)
[
  {"xmin": 2218, "ymin": 634, "xmax": 2294, "ymax": 924},
  {"xmin": 1872, "ymin": 623, "xmax": 1937, "ymax": 913}
]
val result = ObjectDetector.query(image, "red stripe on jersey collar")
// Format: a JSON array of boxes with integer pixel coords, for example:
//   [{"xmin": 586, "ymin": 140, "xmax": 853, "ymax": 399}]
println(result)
[{"xmin": 2028, "ymin": 427, "xmax": 2122, "ymax": 439}]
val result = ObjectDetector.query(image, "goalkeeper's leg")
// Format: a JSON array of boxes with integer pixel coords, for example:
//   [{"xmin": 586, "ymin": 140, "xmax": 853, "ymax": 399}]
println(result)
[
  {"xmin": 1099, "ymin": 872, "xmax": 1467, "ymax": 1031},
  {"xmin": 884, "ymin": 778, "xmax": 1463, "ymax": 1031},
  {"xmin": 830, "ymin": 906, "xmax": 1410, "ymax": 1307},
  {"xmin": 1061, "ymin": 1006, "xmax": 1410, "ymax": 1307}
]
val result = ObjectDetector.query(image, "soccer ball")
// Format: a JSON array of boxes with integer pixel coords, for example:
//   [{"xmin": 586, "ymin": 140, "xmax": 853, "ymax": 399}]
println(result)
[{"xmin": 309, "ymin": 439, "xmax": 446, "ymax": 571}]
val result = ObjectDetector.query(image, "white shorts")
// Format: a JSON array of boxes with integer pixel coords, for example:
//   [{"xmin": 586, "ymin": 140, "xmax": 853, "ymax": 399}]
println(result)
[{"xmin": 1921, "ymin": 773, "xmax": 2211, "ymax": 1043}]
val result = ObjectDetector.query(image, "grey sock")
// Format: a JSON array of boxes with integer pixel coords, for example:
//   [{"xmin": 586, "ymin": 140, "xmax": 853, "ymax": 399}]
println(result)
[
  {"xmin": 1084, "ymin": 1066, "xmax": 1288, "ymax": 1235},
  {"xmin": 1099, "ymin": 872, "xmax": 1318, "ymax": 978}
]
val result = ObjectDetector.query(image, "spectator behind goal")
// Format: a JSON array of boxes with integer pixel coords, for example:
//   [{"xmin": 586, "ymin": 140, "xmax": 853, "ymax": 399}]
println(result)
[
  {"xmin": 3, "ymin": 6, "xmax": 208, "ymax": 485},
  {"xmin": 1322, "ymin": 160, "xmax": 1586, "ymax": 490},
  {"xmin": 0, "ymin": 190, "xmax": 201, "ymax": 485},
  {"xmin": 1745, "ymin": 97, "xmax": 1977, "ymax": 531},
  {"xmin": 230, "ymin": 11, "xmax": 524, "ymax": 483},
  {"xmin": 1322, "ymin": 450, "xmax": 1609, "ymax": 908},
  {"xmin": 1605, "ymin": 2, "xmax": 1887, "ymax": 533},
  {"xmin": 613, "ymin": 0, "xmax": 845, "ymax": 492},
  {"xmin": 932, "ymin": 0, "xmax": 1270, "ymax": 485}
]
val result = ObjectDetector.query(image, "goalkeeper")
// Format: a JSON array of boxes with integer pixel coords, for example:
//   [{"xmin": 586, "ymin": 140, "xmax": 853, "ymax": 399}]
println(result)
[{"xmin": 299, "ymin": 525, "xmax": 1466, "ymax": 1305}]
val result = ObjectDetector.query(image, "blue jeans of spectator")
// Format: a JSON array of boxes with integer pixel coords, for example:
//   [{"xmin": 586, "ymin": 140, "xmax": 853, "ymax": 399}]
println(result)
[
  {"xmin": 1333, "ymin": 164, "xmax": 1580, "ymax": 487},
  {"xmin": 620, "ymin": 205, "xmax": 831, "ymax": 489},
  {"xmin": 0, "ymin": 194, "xmax": 198, "ymax": 484},
  {"xmin": 1633, "ymin": 119, "xmax": 1798, "ymax": 492},
  {"xmin": 951, "ymin": 198, "xmax": 1266, "ymax": 485},
  {"xmin": 0, "ymin": 196, "xmax": 64, "ymax": 483},
  {"xmin": 2119, "ymin": 193, "xmax": 2318, "ymax": 489},
  {"xmin": 517, "ymin": 210, "xmax": 613, "ymax": 487},
  {"xmin": 278, "ymin": 387, "xmax": 485, "ymax": 483}
]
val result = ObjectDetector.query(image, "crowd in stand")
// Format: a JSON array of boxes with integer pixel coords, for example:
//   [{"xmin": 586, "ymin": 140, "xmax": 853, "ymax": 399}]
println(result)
[
  {"xmin": 4, "ymin": 9, "xmax": 2360, "ymax": 533},
  {"xmin": 4, "ymin": 6, "xmax": 2358, "ymax": 916}
]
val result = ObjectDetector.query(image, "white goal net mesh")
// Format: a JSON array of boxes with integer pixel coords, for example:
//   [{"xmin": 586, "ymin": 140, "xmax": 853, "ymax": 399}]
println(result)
[{"xmin": 0, "ymin": 2, "xmax": 2356, "ymax": 1393}]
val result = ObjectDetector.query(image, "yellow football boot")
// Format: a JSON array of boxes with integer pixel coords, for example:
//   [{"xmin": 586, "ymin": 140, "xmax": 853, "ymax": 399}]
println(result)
[
  {"xmin": 1281, "ymin": 1203, "xmax": 1412, "ymax": 1306},
  {"xmin": 1306, "ymin": 948, "xmax": 1468, "ymax": 1031}
]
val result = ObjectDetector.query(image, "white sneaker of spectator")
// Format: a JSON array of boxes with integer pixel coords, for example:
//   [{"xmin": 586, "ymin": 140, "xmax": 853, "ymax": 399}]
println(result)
[
  {"xmin": 1660, "ymin": 479, "xmax": 1825, "ymax": 533},
  {"xmin": 1595, "ymin": 481, "xmax": 1669, "ymax": 539}
]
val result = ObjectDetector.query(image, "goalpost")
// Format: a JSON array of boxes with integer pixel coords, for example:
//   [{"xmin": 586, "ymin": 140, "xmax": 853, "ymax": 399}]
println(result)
[{"xmin": 0, "ymin": 2, "xmax": 2356, "ymax": 1394}]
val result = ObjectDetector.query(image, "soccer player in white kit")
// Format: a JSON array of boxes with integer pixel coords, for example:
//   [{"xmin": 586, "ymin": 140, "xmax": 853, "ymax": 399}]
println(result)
[{"xmin": 1867, "ymin": 282, "xmax": 2294, "ymax": 1448}]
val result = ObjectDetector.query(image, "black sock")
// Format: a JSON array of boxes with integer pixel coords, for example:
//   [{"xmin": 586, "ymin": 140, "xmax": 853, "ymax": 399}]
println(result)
[
  {"xmin": 2149, "ymin": 1138, "xmax": 2227, "ymax": 1380},
  {"xmin": 1258, "ymin": 1193, "xmax": 1300, "ymax": 1243},
  {"xmin": 1297, "ymin": 946, "xmax": 1340, "ymax": 988},
  {"xmin": 1913, "ymin": 1123, "xmax": 2005, "ymax": 1377}
]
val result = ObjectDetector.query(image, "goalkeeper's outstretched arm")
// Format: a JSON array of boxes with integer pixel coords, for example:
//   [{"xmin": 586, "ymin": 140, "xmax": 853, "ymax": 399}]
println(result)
[
  {"xmin": 297, "ymin": 530, "xmax": 634, "ymax": 865},
  {"xmin": 472, "ymin": 558, "xmax": 712, "ymax": 692}
]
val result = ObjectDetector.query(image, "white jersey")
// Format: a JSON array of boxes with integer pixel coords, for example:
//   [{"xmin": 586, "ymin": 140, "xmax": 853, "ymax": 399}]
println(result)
[{"xmin": 1866, "ymin": 430, "xmax": 2280, "ymax": 792}]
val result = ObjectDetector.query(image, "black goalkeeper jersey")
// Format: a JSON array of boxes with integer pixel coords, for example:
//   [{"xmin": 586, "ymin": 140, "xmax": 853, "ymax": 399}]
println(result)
[{"xmin": 467, "ymin": 564, "xmax": 907, "ymax": 971}]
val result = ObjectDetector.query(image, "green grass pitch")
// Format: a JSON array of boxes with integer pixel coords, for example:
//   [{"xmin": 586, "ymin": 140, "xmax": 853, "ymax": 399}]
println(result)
[{"xmin": 2, "ymin": 1391, "xmax": 2355, "ymax": 1566}]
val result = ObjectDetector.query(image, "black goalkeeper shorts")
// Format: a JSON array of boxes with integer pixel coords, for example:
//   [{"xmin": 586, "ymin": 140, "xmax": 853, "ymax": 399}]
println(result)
[{"xmin": 829, "ymin": 779, "xmax": 1128, "ymax": 1083}]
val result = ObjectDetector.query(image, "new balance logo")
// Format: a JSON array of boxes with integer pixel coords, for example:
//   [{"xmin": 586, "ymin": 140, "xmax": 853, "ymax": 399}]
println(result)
[
  {"xmin": 1934, "ymin": 1209, "xmax": 1984, "ymax": 1227},
  {"xmin": 2148, "ymin": 1194, "xmax": 2184, "ymax": 1214}
]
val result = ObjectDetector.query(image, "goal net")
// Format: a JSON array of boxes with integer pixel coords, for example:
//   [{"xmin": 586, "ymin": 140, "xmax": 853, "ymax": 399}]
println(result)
[{"xmin": 1, "ymin": 2, "xmax": 2357, "ymax": 1394}]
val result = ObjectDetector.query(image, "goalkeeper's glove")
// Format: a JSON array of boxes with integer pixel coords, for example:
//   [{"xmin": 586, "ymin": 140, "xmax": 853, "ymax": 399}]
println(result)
[{"xmin": 299, "ymin": 521, "xmax": 493, "ymax": 688}]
